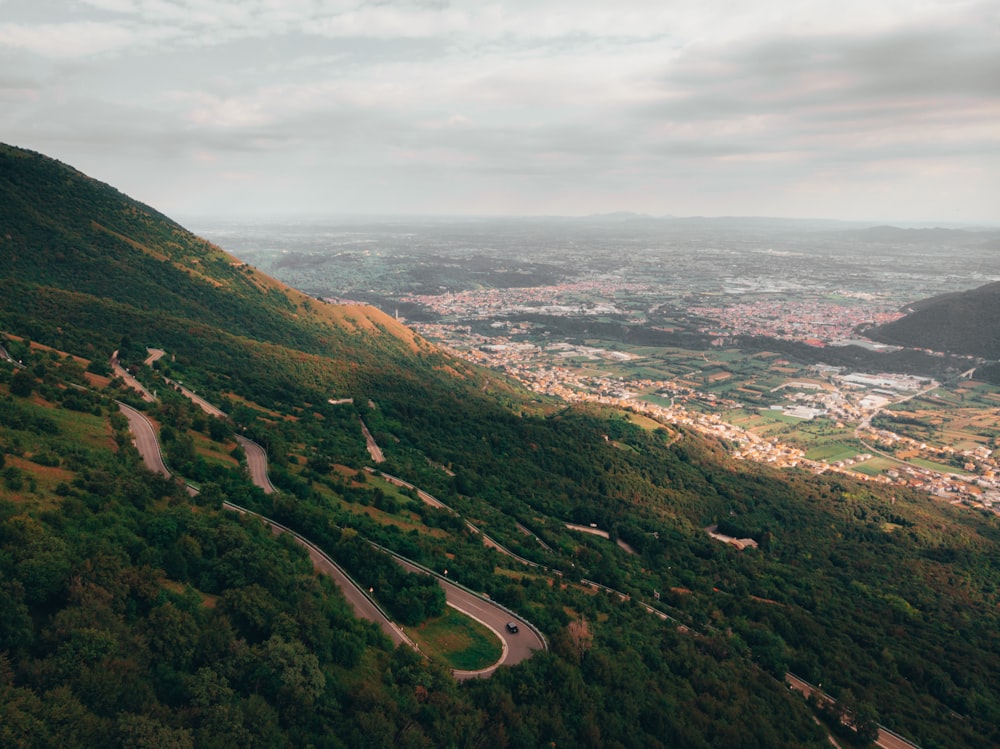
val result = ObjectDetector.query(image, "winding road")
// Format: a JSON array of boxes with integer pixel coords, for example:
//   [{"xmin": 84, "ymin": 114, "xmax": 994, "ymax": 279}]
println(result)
[
  {"xmin": 359, "ymin": 418, "xmax": 385, "ymax": 463},
  {"xmin": 378, "ymin": 470, "xmax": 542, "ymax": 567},
  {"xmin": 225, "ymin": 502, "xmax": 413, "ymax": 649},
  {"xmin": 391, "ymin": 555, "xmax": 545, "ymax": 678},
  {"xmin": 119, "ymin": 403, "xmax": 168, "ymax": 475},
  {"xmin": 786, "ymin": 674, "xmax": 921, "ymax": 749},
  {"xmin": 111, "ymin": 352, "xmax": 155, "ymax": 402},
  {"xmin": 117, "ymin": 401, "xmax": 411, "ymax": 646},
  {"xmin": 235, "ymin": 435, "xmax": 276, "ymax": 494},
  {"xmin": 117, "ymin": 390, "xmax": 544, "ymax": 677},
  {"xmin": 0, "ymin": 343, "xmax": 20, "ymax": 366},
  {"xmin": 566, "ymin": 522, "xmax": 638, "ymax": 555},
  {"xmin": 164, "ymin": 377, "xmax": 226, "ymax": 418}
]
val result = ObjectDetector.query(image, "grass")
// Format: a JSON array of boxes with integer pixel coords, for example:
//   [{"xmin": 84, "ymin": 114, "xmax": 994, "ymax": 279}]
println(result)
[
  {"xmin": 624, "ymin": 411, "xmax": 672, "ymax": 433},
  {"xmin": 851, "ymin": 457, "xmax": 898, "ymax": 476},
  {"xmin": 805, "ymin": 443, "xmax": 862, "ymax": 462},
  {"xmin": 908, "ymin": 456, "xmax": 969, "ymax": 475},
  {"xmin": 639, "ymin": 393, "xmax": 674, "ymax": 408},
  {"xmin": 45, "ymin": 403, "xmax": 116, "ymax": 451},
  {"xmin": 191, "ymin": 432, "xmax": 239, "ymax": 469},
  {"xmin": 407, "ymin": 605, "xmax": 503, "ymax": 671}
]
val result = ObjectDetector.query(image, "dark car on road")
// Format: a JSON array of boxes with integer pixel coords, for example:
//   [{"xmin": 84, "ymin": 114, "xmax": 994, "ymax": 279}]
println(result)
[{"xmin": 505, "ymin": 622, "xmax": 519, "ymax": 634}]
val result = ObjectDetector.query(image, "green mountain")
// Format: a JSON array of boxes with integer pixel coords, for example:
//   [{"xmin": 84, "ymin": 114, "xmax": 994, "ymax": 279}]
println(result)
[
  {"xmin": 3, "ymin": 143, "xmax": 1000, "ymax": 748},
  {"xmin": 869, "ymin": 280, "xmax": 1000, "ymax": 361}
]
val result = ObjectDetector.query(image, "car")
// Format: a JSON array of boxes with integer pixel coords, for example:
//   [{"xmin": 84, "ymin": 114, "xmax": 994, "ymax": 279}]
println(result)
[{"xmin": 505, "ymin": 622, "xmax": 519, "ymax": 634}]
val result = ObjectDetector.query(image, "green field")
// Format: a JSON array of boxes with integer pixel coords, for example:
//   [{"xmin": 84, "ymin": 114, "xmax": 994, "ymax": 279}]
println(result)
[
  {"xmin": 908, "ymin": 456, "xmax": 969, "ymax": 475},
  {"xmin": 805, "ymin": 443, "xmax": 862, "ymax": 462},
  {"xmin": 850, "ymin": 456, "xmax": 899, "ymax": 476},
  {"xmin": 407, "ymin": 605, "xmax": 503, "ymax": 670}
]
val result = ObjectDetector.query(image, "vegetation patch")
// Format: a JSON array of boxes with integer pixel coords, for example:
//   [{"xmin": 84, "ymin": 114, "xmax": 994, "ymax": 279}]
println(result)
[
  {"xmin": 850, "ymin": 456, "xmax": 898, "ymax": 475},
  {"xmin": 408, "ymin": 605, "xmax": 503, "ymax": 671},
  {"xmin": 804, "ymin": 443, "xmax": 862, "ymax": 462}
]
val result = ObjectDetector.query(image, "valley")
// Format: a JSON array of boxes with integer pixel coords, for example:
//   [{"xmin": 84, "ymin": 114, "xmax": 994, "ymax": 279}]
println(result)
[{"xmin": 195, "ymin": 216, "xmax": 1000, "ymax": 513}]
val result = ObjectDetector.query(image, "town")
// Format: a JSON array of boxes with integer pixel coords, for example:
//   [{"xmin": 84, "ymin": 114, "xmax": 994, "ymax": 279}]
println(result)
[
  {"xmin": 195, "ymin": 218, "xmax": 1000, "ymax": 516},
  {"xmin": 407, "ymin": 301, "xmax": 1000, "ymax": 515}
]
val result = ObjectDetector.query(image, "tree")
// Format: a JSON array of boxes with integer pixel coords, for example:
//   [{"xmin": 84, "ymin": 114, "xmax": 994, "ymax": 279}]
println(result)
[
  {"xmin": 258, "ymin": 635, "xmax": 326, "ymax": 708},
  {"xmin": 9, "ymin": 370, "xmax": 34, "ymax": 397},
  {"xmin": 117, "ymin": 713, "xmax": 193, "ymax": 749},
  {"xmin": 851, "ymin": 701, "xmax": 880, "ymax": 744}
]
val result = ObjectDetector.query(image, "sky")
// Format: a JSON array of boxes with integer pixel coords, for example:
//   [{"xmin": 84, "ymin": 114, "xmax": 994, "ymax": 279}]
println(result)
[{"xmin": 1, "ymin": 0, "xmax": 998, "ymax": 223}]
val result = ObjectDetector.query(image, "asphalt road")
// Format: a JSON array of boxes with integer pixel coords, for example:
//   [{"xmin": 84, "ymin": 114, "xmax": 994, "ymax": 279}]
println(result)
[
  {"xmin": 380, "ymin": 471, "xmax": 448, "ymax": 509},
  {"xmin": 235, "ymin": 435, "xmax": 276, "ymax": 494},
  {"xmin": 0, "ymin": 343, "xmax": 18, "ymax": 365},
  {"xmin": 111, "ymin": 353, "xmax": 155, "ymax": 402},
  {"xmin": 119, "ymin": 389, "xmax": 544, "ymax": 677},
  {"xmin": 164, "ymin": 377, "xmax": 226, "ymax": 418},
  {"xmin": 359, "ymin": 418, "xmax": 385, "ymax": 462},
  {"xmin": 394, "ymin": 556, "xmax": 545, "ymax": 678},
  {"xmin": 144, "ymin": 348, "xmax": 166, "ymax": 366},
  {"xmin": 119, "ymin": 403, "xmax": 169, "ymax": 475},
  {"xmin": 116, "ymin": 403, "xmax": 410, "ymax": 647},
  {"xmin": 223, "ymin": 503, "xmax": 412, "ymax": 648},
  {"xmin": 379, "ymin": 471, "xmax": 540, "ymax": 567},
  {"xmin": 786, "ymin": 674, "xmax": 920, "ymax": 749},
  {"xmin": 566, "ymin": 522, "xmax": 637, "ymax": 555}
]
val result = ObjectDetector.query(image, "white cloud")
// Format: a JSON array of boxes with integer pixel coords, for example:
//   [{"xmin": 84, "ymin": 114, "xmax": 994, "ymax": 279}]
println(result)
[
  {"xmin": 2, "ymin": 0, "xmax": 997, "ymax": 220},
  {"xmin": 0, "ymin": 20, "xmax": 152, "ymax": 58}
]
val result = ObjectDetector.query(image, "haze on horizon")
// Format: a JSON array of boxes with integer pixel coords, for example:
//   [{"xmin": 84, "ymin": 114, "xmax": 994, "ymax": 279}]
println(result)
[{"xmin": 2, "ymin": 0, "xmax": 998, "ymax": 225}]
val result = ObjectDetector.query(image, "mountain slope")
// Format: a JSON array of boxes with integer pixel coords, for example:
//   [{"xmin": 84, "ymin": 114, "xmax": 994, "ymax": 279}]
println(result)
[
  {"xmin": 869, "ymin": 280, "xmax": 1000, "ymax": 359},
  {"xmin": 0, "ymin": 146, "xmax": 837, "ymax": 748},
  {"xmin": 0, "ymin": 144, "xmax": 424, "ymax": 365}
]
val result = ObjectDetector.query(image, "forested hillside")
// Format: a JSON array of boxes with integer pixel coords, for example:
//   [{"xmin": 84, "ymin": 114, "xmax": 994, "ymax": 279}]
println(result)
[
  {"xmin": 869, "ymin": 280, "xmax": 1000, "ymax": 360},
  {"xmin": 0, "ymin": 144, "xmax": 428, "ymax": 376},
  {"xmin": 2, "ymin": 143, "xmax": 1000, "ymax": 748}
]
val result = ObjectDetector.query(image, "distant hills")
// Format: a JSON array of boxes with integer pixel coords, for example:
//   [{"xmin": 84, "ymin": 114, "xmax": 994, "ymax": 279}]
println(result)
[{"xmin": 869, "ymin": 280, "xmax": 1000, "ymax": 360}]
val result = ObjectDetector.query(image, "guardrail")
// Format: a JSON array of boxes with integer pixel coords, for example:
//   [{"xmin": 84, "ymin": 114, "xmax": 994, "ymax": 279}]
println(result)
[
  {"xmin": 877, "ymin": 725, "xmax": 922, "ymax": 749},
  {"xmin": 368, "ymin": 539, "xmax": 549, "ymax": 652},
  {"xmin": 235, "ymin": 434, "xmax": 277, "ymax": 494},
  {"xmin": 786, "ymin": 673, "xmax": 923, "ymax": 749},
  {"xmin": 581, "ymin": 578, "xmax": 685, "ymax": 627},
  {"xmin": 117, "ymin": 401, "xmax": 170, "ymax": 476},
  {"xmin": 0, "ymin": 343, "xmax": 24, "ymax": 367},
  {"xmin": 376, "ymin": 470, "xmax": 562, "ymax": 572},
  {"xmin": 222, "ymin": 501, "xmax": 416, "ymax": 650}
]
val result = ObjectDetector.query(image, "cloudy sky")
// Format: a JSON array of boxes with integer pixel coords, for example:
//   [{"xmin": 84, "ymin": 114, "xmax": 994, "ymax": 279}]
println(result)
[{"xmin": 2, "ymin": 0, "xmax": 998, "ymax": 222}]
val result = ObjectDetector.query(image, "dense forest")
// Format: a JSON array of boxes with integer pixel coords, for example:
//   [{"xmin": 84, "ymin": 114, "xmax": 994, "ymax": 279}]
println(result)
[{"xmin": 3, "ymin": 143, "xmax": 1000, "ymax": 747}]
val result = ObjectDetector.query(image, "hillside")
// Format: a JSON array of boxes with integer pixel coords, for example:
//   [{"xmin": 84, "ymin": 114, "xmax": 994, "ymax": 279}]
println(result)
[
  {"xmin": 3, "ymin": 144, "xmax": 1000, "ymax": 748},
  {"xmin": 0, "ymin": 144, "xmax": 426, "ymax": 375},
  {"xmin": 868, "ymin": 280, "xmax": 1000, "ymax": 360}
]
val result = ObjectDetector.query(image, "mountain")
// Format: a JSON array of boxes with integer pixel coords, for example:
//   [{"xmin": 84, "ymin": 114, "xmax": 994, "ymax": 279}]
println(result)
[
  {"xmin": 3, "ymin": 143, "xmax": 1000, "ymax": 748},
  {"xmin": 0, "ymin": 145, "xmax": 425, "ymax": 353},
  {"xmin": 868, "ymin": 280, "xmax": 1000, "ymax": 360},
  {"xmin": 843, "ymin": 225, "xmax": 1000, "ymax": 244}
]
